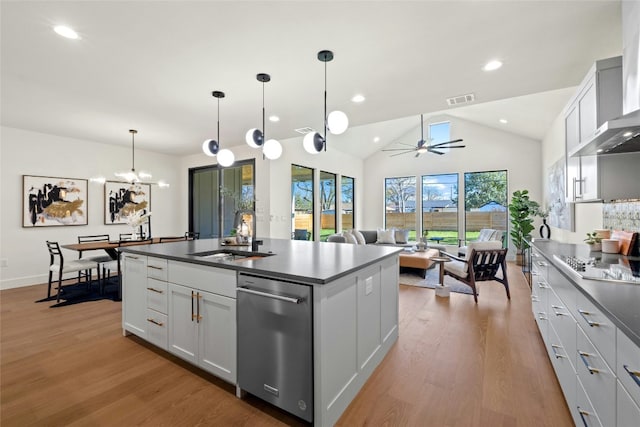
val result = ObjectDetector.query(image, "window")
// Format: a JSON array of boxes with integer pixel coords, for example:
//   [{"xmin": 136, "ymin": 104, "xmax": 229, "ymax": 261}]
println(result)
[
  {"xmin": 429, "ymin": 121, "xmax": 451, "ymax": 146},
  {"xmin": 421, "ymin": 173, "xmax": 458, "ymax": 245},
  {"xmin": 464, "ymin": 170, "xmax": 508, "ymax": 244},
  {"xmin": 319, "ymin": 171, "xmax": 336, "ymax": 241},
  {"xmin": 291, "ymin": 165, "xmax": 314, "ymax": 240},
  {"xmin": 385, "ymin": 176, "xmax": 416, "ymax": 239},
  {"xmin": 189, "ymin": 160, "xmax": 255, "ymax": 238},
  {"xmin": 341, "ymin": 176, "xmax": 355, "ymax": 232}
]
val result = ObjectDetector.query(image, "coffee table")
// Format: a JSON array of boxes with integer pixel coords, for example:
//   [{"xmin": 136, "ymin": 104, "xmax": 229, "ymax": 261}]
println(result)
[{"xmin": 398, "ymin": 248, "xmax": 439, "ymax": 278}]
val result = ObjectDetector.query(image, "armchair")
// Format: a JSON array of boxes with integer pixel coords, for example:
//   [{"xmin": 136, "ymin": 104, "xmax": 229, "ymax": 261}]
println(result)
[
  {"xmin": 458, "ymin": 229, "xmax": 505, "ymax": 257},
  {"xmin": 442, "ymin": 240, "xmax": 510, "ymax": 303}
]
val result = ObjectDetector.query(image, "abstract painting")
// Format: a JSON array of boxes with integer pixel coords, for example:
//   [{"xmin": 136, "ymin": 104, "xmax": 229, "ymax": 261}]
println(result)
[
  {"xmin": 547, "ymin": 157, "xmax": 574, "ymax": 231},
  {"xmin": 23, "ymin": 175, "xmax": 88, "ymax": 227},
  {"xmin": 104, "ymin": 181, "xmax": 151, "ymax": 225}
]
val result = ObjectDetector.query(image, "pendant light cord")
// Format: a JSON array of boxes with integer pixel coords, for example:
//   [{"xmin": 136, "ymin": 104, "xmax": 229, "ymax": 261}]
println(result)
[
  {"xmin": 217, "ymin": 97, "xmax": 220, "ymax": 145},
  {"xmin": 323, "ymin": 59, "xmax": 327, "ymax": 151},
  {"xmin": 262, "ymin": 81, "xmax": 266, "ymax": 160},
  {"xmin": 131, "ymin": 131, "xmax": 136, "ymax": 172}
]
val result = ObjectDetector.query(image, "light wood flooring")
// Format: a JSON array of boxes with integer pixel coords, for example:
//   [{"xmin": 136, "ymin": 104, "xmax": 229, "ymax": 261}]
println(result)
[{"xmin": 1, "ymin": 265, "xmax": 573, "ymax": 426}]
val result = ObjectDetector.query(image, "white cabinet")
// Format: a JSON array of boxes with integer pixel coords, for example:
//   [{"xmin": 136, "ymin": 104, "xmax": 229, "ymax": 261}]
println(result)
[
  {"xmin": 123, "ymin": 256, "xmax": 237, "ymax": 385},
  {"xmin": 618, "ymin": 381, "xmax": 640, "ymax": 427},
  {"xmin": 564, "ymin": 56, "xmax": 622, "ymax": 202},
  {"xmin": 122, "ymin": 254, "xmax": 148, "ymax": 337},
  {"xmin": 167, "ymin": 263, "xmax": 237, "ymax": 384}
]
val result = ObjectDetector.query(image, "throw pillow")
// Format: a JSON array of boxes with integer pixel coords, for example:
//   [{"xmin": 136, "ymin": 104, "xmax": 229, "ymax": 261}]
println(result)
[
  {"xmin": 394, "ymin": 229, "xmax": 409, "ymax": 244},
  {"xmin": 351, "ymin": 229, "xmax": 366, "ymax": 245},
  {"xmin": 376, "ymin": 228, "xmax": 396, "ymax": 244},
  {"xmin": 343, "ymin": 231, "xmax": 358, "ymax": 244}
]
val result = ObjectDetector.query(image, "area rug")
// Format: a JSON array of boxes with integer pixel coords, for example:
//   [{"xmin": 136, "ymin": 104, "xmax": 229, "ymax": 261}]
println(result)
[
  {"xmin": 399, "ymin": 266, "xmax": 473, "ymax": 295},
  {"xmin": 35, "ymin": 277, "xmax": 121, "ymax": 307}
]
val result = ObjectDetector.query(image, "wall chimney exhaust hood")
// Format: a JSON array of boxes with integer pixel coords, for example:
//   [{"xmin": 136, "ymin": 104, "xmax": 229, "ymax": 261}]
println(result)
[{"xmin": 568, "ymin": 110, "xmax": 640, "ymax": 156}]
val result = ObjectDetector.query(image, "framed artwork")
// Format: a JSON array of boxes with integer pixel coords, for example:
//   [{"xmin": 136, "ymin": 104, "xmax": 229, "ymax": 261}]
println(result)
[
  {"xmin": 104, "ymin": 181, "xmax": 151, "ymax": 225},
  {"xmin": 547, "ymin": 157, "xmax": 575, "ymax": 231},
  {"xmin": 23, "ymin": 175, "xmax": 88, "ymax": 227}
]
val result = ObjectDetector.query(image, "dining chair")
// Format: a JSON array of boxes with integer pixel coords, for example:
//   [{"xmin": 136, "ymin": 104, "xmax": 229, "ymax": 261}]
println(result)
[
  {"xmin": 46, "ymin": 241, "xmax": 99, "ymax": 303},
  {"xmin": 185, "ymin": 231, "xmax": 200, "ymax": 240},
  {"xmin": 159, "ymin": 236, "xmax": 185, "ymax": 243},
  {"xmin": 77, "ymin": 234, "xmax": 113, "ymax": 286}
]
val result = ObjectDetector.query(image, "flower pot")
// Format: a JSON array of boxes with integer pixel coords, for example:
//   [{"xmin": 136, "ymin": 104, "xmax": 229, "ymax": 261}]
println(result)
[
  {"xmin": 587, "ymin": 242, "xmax": 602, "ymax": 252},
  {"xmin": 515, "ymin": 252, "xmax": 524, "ymax": 266}
]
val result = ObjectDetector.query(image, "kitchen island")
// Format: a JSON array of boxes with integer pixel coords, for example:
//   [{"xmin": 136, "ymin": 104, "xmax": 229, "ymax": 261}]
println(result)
[
  {"xmin": 529, "ymin": 239, "xmax": 640, "ymax": 427},
  {"xmin": 119, "ymin": 238, "xmax": 402, "ymax": 426}
]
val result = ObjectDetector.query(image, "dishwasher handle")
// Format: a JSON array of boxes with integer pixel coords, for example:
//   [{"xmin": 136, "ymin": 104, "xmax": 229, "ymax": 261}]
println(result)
[{"xmin": 237, "ymin": 286, "xmax": 302, "ymax": 304}]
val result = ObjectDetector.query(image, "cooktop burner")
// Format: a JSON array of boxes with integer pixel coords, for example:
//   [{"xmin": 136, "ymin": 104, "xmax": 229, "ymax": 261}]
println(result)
[{"xmin": 554, "ymin": 255, "xmax": 640, "ymax": 284}]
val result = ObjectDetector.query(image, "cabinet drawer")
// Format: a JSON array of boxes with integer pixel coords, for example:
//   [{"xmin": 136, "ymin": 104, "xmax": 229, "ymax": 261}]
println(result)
[
  {"xmin": 618, "ymin": 380, "xmax": 640, "ymax": 427},
  {"xmin": 547, "ymin": 323, "xmax": 576, "ymax": 412},
  {"xmin": 147, "ymin": 257, "xmax": 168, "ymax": 281},
  {"xmin": 146, "ymin": 309, "xmax": 168, "ymax": 350},
  {"xmin": 548, "ymin": 289, "xmax": 576, "ymax": 369},
  {"xmin": 576, "ymin": 377, "xmax": 603, "ymax": 427},
  {"xmin": 146, "ymin": 278, "xmax": 168, "ymax": 314},
  {"xmin": 616, "ymin": 329, "xmax": 640, "ymax": 408},
  {"xmin": 168, "ymin": 261, "xmax": 236, "ymax": 298},
  {"xmin": 576, "ymin": 326, "xmax": 616, "ymax": 427},
  {"xmin": 575, "ymin": 293, "xmax": 616, "ymax": 369}
]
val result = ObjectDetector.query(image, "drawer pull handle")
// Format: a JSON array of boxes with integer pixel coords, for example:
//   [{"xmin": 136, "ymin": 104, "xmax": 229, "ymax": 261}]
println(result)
[
  {"xmin": 531, "ymin": 295, "xmax": 539, "ymax": 302},
  {"xmin": 148, "ymin": 265, "xmax": 164, "ymax": 270},
  {"xmin": 146, "ymin": 287, "xmax": 164, "ymax": 294},
  {"xmin": 577, "ymin": 407, "xmax": 591, "ymax": 427},
  {"xmin": 623, "ymin": 365, "xmax": 640, "ymax": 388},
  {"xmin": 537, "ymin": 282, "xmax": 549, "ymax": 289},
  {"xmin": 191, "ymin": 291, "xmax": 196, "ymax": 321},
  {"xmin": 537, "ymin": 261, "xmax": 548, "ymax": 267},
  {"xmin": 551, "ymin": 344, "xmax": 566, "ymax": 359},
  {"xmin": 147, "ymin": 318, "xmax": 164, "ymax": 326},
  {"xmin": 537, "ymin": 312, "xmax": 547, "ymax": 321},
  {"xmin": 126, "ymin": 255, "xmax": 140, "ymax": 260},
  {"xmin": 532, "ymin": 271, "xmax": 539, "ymax": 276},
  {"xmin": 551, "ymin": 305, "xmax": 566, "ymax": 316},
  {"xmin": 578, "ymin": 309, "xmax": 602, "ymax": 327},
  {"xmin": 578, "ymin": 351, "xmax": 600, "ymax": 374}
]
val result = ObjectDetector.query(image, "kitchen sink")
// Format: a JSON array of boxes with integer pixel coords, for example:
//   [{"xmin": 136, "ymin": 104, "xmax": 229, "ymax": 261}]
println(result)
[{"xmin": 188, "ymin": 249, "xmax": 274, "ymax": 262}]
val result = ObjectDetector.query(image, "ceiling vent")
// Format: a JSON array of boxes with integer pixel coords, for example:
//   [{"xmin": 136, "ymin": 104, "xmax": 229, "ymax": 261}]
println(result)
[
  {"xmin": 295, "ymin": 127, "xmax": 315, "ymax": 134},
  {"xmin": 446, "ymin": 93, "xmax": 475, "ymax": 107}
]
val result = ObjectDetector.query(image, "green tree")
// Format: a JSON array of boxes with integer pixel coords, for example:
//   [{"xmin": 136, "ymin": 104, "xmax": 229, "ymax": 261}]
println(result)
[
  {"xmin": 464, "ymin": 171, "xmax": 507, "ymax": 209},
  {"xmin": 385, "ymin": 177, "xmax": 416, "ymax": 212}
]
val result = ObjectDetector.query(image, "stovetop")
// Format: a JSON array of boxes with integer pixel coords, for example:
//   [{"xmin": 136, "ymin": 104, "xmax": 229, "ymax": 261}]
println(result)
[{"xmin": 554, "ymin": 255, "xmax": 640, "ymax": 284}]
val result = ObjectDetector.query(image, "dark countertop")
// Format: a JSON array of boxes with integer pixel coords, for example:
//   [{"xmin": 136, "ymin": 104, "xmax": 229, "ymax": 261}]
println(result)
[
  {"xmin": 531, "ymin": 239, "xmax": 640, "ymax": 348},
  {"xmin": 119, "ymin": 237, "xmax": 402, "ymax": 285}
]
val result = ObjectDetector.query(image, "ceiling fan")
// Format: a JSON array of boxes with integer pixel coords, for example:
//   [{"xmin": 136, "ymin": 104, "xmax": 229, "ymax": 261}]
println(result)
[{"xmin": 382, "ymin": 114, "xmax": 465, "ymax": 157}]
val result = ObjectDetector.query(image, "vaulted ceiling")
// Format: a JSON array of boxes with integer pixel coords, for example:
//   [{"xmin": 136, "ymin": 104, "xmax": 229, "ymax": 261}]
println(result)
[{"xmin": 0, "ymin": 1, "xmax": 622, "ymax": 159}]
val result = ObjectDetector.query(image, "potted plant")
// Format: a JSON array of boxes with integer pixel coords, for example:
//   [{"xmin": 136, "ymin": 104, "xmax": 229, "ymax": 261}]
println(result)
[
  {"xmin": 584, "ymin": 232, "xmax": 602, "ymax": 252},
  {"xmin": 508, "ymin": 189, "xmax": 540, "ymax": 265}
]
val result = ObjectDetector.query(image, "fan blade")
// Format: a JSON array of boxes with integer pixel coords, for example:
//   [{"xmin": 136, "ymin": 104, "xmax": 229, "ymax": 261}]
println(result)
[
  {"xmin": 390, "ymin": 151, "xmax": 411, "ymax": 157},
  {"xmin": 414, "ymin": 152, "xmax": 421, "ymax": 158},
  {"xmin": 446, "ymin": 145, "xmax": 466, "ymax": 149},
  {"xmin": 429, "ymin": 138, "xmax": 463, "ymax": 148},
  {"xmin": 397, "ymin": 142, "xmax": 418, "ymax": 148},
  {"xmin": 427, "ymin": 148, "xmax": 445, "ymax": 155},
  {"xmin": 382, "ymin": 148, "xmax": 415, "ymax": 152}
]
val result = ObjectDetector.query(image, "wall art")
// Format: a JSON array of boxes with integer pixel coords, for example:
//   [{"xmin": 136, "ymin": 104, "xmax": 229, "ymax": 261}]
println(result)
[
  {"xmin": 23, "ymin": 175, "xmax": 88, "ymax": 227},
  {"xmin": 546, "ymin": 157, "xmax": 574, "ymax": 231},
  {"xmin": 104, "ymin": 181, "xmax": 151, "ymax": 225}
]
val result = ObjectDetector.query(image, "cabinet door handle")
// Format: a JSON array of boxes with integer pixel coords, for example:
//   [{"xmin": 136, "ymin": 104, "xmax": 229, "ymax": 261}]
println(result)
[
  {"xmin": 551, "ymin": 344, "xmax": 566, "ymax": 359},
  {"xmin": 147, "ymin": 318, "xmax": 164, "ymax": 326},
  {"xmin": 196, "ymin": 292, "xmax": 202, "ymax": 323},
  {"xmin": 577, "ymin": 407, "xmax": 592, "ymax": 427},
  {"xmin": 146, "ymin": 287, "xmax": 164, "ymax": 294},
  {"xmin": 191, "ymin": 291, "xmax": 196, "ymax": 321},
  {"xmin": 623, "ymin": 365, "xmax": 640, "ymax": 388},
  {"xmin": 147, "ymin": 265, "xmax": 164, "ymax": 270},
  {"xmin": 578, "ymin": 351, "xmax": 600, "ymax": 374},
  {"xmin": 578, "ymin": 309, "xmax": 602, "ymax": 327},
  {"xmin": 573, "ymin": 177, "xmax": 584, "ymax": 200}
]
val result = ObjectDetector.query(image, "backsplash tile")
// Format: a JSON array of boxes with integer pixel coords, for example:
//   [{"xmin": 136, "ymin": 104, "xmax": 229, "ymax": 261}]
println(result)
[{"xmin": 603, "ymin": 200, "xmax": 640, "ymax": 232}]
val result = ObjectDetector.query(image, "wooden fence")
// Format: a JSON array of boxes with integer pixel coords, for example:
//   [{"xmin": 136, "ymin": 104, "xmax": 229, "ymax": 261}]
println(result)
[{"xmin": 293, "ymin": 213, "xmax": 352, "ymax": 231}]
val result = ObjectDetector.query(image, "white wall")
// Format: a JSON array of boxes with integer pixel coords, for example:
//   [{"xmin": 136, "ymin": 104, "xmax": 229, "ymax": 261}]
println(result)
[
  {"xmin": 540, "ymin": 108, "xmax": 603, "ymax": 244},
  {"xmin": 363, "ymin": 115, "xmax": 543, "ymax": 257},
  {"xmin": 0, "ymin": 126, "xmax": 182, "ymax": 289}
]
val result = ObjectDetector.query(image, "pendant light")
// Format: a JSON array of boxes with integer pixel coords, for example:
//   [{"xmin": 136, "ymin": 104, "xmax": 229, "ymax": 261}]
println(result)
[
  {"xmin": 203, "ymin": 90, "xmax": 235, "ymax": 167},
  {"xmin": 115, "ymin": 129, "xmax": 153, "ymax": 182},
  {"xmin": 303, "ymin": 50, "xmax": 349, "ymax": 154},
  {"xmin": 245, "ymin": 73, "xmax": 282, "ymax": 160}
]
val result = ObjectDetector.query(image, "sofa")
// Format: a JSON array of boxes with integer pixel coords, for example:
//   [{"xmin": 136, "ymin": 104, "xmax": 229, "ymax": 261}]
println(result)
[{"xmin": 327, "ymin": 229, "xmax": 417, "ymax": 248}]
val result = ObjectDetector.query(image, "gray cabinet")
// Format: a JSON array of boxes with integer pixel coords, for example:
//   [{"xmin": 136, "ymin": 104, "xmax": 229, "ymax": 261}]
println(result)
[{"xmin": 565, "ymin": 56, "xmax": 622, "ymax": 202}]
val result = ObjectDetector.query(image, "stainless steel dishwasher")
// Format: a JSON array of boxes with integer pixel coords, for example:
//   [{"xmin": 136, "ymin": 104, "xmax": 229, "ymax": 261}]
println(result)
[{"xmin": 237, "ymin": 273, "xmax": 313, "ymax": 422}]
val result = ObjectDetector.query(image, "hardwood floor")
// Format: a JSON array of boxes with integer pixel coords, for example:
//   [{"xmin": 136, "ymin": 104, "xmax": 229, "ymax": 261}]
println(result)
[{"xmin": 1, "ymin": 264, "xmax": 573, "ymax": 426}]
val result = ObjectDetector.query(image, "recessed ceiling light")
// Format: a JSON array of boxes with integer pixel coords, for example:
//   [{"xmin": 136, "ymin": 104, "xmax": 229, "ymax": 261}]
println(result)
[
  {"xmin": 373, "ymin": 137, "xmax": 380, "ymax": 143},
  {"xmin": 54, "ymin": 25, "xmax": 79, "ymax": 40},
  {"xmin": 596, "ymin": 149, "xmax": 604, "ymax": 153},
  {"xmin": 499, "ymin": 118, "xmax": 508, "ymax": 124},
  {"xmin": 623, "ymin": 131, "xmax": 633, "ymax": 137},
  {"xmin": 483, "ymin": 60, "xmax": 502, "ymax": 71},
  {"xmin": 269, "ymin": 115, "xmax": 280, "ymax": 122},
  {"xmin": 351, "ymin": 94, "xmax": 365, "ymax": 103}
]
